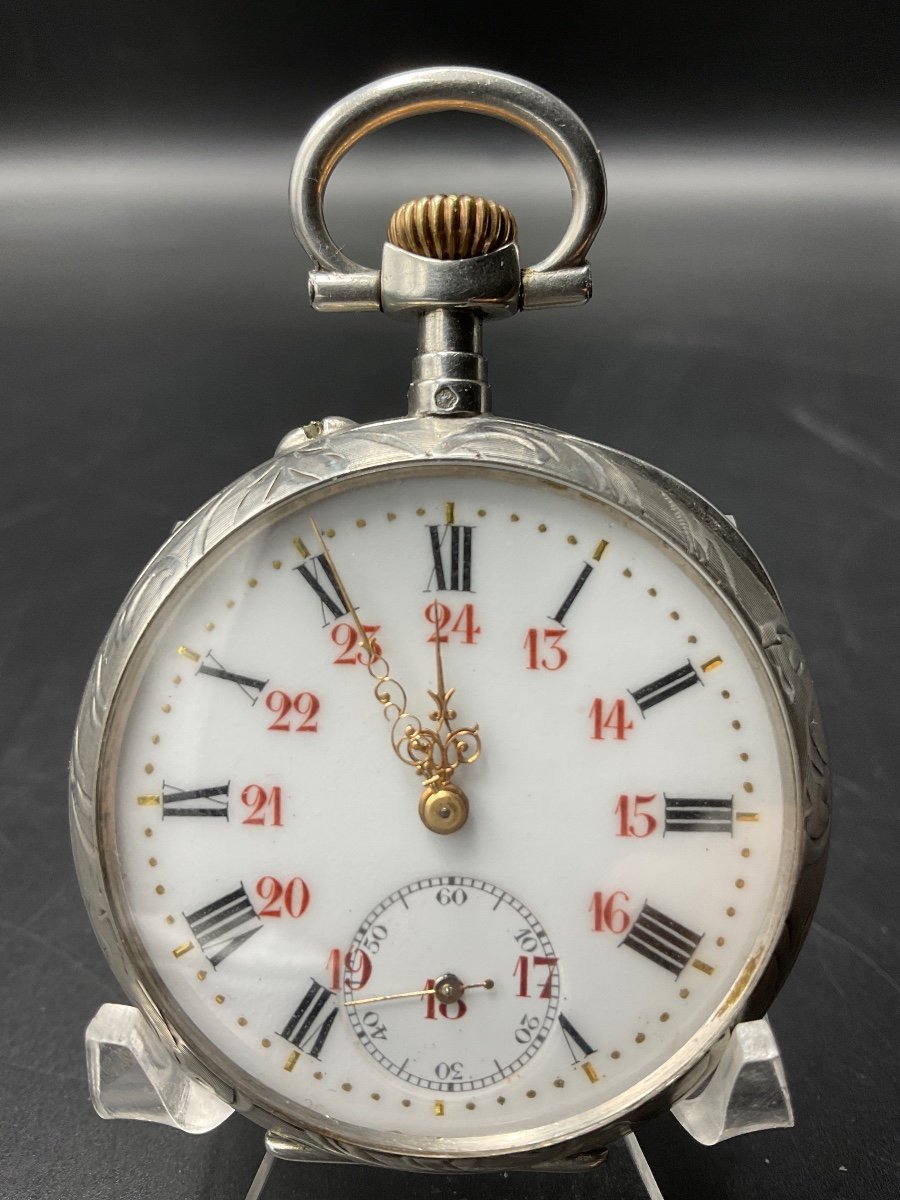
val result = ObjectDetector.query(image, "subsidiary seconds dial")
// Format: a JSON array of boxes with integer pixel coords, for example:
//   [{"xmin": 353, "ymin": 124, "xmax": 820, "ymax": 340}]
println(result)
[{"xmin": 345, "ymin": 876, "xmax": 560, "ymax": 1091}]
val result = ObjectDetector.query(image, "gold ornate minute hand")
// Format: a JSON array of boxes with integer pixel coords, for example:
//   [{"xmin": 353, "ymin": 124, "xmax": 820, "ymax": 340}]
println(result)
[{"xmin": 309, "ymin": 522, "xmax": 479, "ymax": 833}]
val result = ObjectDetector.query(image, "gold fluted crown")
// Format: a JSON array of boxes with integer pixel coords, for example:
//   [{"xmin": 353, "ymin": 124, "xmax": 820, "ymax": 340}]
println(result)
[{"xmin": 388, "ymin": 195, "xmax": 517, "ymax": 260}]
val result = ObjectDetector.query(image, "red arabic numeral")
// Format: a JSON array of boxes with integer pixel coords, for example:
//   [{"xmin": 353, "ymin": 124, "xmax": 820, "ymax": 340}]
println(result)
[
  {"xmin": 589, "ymin": 890, "xmax": 631, "ymax": 934},
  {"xmin": 325, "ymin": 947, "xmax": 373, "ymax": 992},
  {"xmin": 615, "ymin": 793, "xmax": 658, "ymax": 838},
  {"xmin": 331, "ymin": 622, "xmax": 382, "ymax": 665},
  {"xmin": 426, "ymin": 601, "xmax": 481, "ymax": 645},
  {"xmin": 240, "ymin": 784, "xmax": 283, "ymax": 826},
  {"xmin": 524, "ymin": 628, "xmax": 569, "ymax": 671},
  {"xmin": 255, "ymin": 876, "xmax": 310, "ymax": 918},
  {"xmin": 422, "ymin": 978, "xmax": 468, "ymax": 1020},
  {"xmin": 265, "ymin": 690, "xmax": 320, "ymax": 732},
  {"xmin": 513, "ymin": 954, "xmax": 559, "ymax": 998},
  {"xmin": 590, "ymin": 698, "xmax": 634, "ymax": 740}
]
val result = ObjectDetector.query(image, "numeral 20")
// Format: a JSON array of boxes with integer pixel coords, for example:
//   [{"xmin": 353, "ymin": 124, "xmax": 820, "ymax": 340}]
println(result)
[
  {"xmin": 265, "ymin": 690, "xmax": 319, "ymax": 732},
  {"xmin": 255, "ymin": 876, "xmax": 310, "ymax": 918}
]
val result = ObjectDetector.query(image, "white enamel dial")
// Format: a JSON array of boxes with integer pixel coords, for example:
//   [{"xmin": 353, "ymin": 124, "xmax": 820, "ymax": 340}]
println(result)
[{"xmin": 105, "ymin": 465, "xmax": 798, "ymax": 1152}]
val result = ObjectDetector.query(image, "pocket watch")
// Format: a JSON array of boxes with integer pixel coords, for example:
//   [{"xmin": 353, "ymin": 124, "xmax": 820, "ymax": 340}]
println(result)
[{"xmin": 69, "ymin": 68, "xmax": 830, "ymax": 1183}]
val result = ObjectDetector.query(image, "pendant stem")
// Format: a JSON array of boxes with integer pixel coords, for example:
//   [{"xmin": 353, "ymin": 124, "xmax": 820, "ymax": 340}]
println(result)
[{"xmin": 408, "ymin": 308, "xmax": 490, "ymax": 417}]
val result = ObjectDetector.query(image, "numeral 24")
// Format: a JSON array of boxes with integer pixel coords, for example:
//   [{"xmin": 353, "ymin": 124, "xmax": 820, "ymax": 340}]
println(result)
[{"xmin": 426, "ymin": 601, "xmax": 481, "ymax": 644}]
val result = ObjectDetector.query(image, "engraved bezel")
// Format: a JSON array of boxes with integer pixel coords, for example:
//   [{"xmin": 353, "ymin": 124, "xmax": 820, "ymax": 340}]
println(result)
[{"xmin": 69, "ymin": 414, "xmax": 830, "ymax": 1170}]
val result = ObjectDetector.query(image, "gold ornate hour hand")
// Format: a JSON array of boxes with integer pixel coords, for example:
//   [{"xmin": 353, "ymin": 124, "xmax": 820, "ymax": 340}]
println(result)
[
  {"xmin": 309, "ymin": 522, "xmax": 480, "ymax": 833},
  {"xmin": 410, "ymin": 603, "xmax": 482, "ymax": 834}
]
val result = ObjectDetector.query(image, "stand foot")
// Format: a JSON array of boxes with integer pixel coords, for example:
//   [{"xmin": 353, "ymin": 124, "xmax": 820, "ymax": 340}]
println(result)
[{"xmin": 244, "ymin": 1150, "xmax": 276, "ymax": 1200}]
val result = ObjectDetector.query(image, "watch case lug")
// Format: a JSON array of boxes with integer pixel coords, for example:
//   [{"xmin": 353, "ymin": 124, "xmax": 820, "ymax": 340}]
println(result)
[
  {"xmin": 85, "ymin": 1003, "xmax": 233, "ymax": 1133},
  {"xmin": 275, "ymin": 416, "xmax": 358, "ymax": 455},
  {"xmin": 671, "ymin": 1016, "xmax": 794, "ymax": 1144}
]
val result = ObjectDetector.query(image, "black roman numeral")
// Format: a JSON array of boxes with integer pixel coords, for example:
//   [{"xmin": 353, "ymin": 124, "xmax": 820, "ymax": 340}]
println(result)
[
  {"xmin": 427, "ymin": 525, "xmax": 473, "ymax": 592},
  {"xmin": 664, "ymin": 795, "xmax": 733, "ymax": 834},
  {"xmin": 559, "ymin": 1012, "xmax": 597, "ymax": 1062},
  {"xmin": 197, "ymin": 653, "xmax": 268, "ymax": 704},
  {"xmin": 630, "ymin": 662, "xmax": 700, "ymax": 715},
  {"xmin": 280, "ymin": 979, "xmax": 339, "ymax": 1060},
  {"xmin": 621, "ymin": 901, "xmax": 703, "ymax": 977},
  {"xmin": 185, "ymin": 885, "xmax": 261, "ymax": 968},
  {"xmin": 162, "ymin": 781, "xmax": 229, "ymax": 818},
  {"xmin": 550, "ymin": 563, "xmax": 593, "ymax": 625},
  {"xmin": 295, "ymin": 553, "xmax": 349, "ymax": 624}
]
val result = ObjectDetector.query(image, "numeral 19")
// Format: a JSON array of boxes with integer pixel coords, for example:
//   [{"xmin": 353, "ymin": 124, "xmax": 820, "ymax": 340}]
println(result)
[{"xmin": 325, "ymin": 947, "xmax": 373, "ymax": 992}]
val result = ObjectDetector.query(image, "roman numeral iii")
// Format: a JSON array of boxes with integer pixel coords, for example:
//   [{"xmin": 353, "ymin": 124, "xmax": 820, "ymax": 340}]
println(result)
[
  {"xmin": 280, "ymin": 979, "xmax": 339, "ymax": 1059},
  {"xmin": 664, "ymin": 795, "xmax": 734, "ymax": 834}
]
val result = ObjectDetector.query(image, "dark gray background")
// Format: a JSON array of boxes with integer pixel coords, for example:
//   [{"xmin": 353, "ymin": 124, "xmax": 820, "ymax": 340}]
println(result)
[{"xmin": 1, "ymin": 2, "xmax": 898, "ymax": 1197}]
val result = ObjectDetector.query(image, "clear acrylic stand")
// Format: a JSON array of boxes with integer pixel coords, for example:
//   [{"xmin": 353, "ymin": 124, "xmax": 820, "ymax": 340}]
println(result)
[{"xmin": 86, "ymin": 1003, "xmax": 794, "ymax": 1200}]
